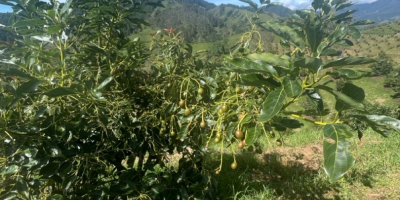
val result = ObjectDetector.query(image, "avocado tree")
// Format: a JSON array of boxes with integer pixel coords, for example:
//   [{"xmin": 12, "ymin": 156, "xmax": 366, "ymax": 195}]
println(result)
[
  {"xmin": 0, "ymin": 0, "xmax": 218, "ymax": 199},
  {"xmin": 1, "ymin": 0, "xmax": 400, "ymax": 199},
  {"xmin": 222, "ymin": 0, "xmax": 400, "ymax": 181}
]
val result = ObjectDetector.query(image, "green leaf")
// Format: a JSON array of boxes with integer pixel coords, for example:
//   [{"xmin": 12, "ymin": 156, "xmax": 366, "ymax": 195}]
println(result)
[
  {"xmin": 45, "ymin": 141, "xmax": 63, "ymax": 157},
  {"xmin": 40, "ymin": 161, "xmax": 60, "ymax": 178},
  {"xmin": 317, "ymin": 27, "xmax": 347, "ymax": 55},
  {"xmin": 47, "ymin": 25, "xmax": 62, "ymax": 34},
  {"xmin": 294, "ymin": 57, "xmax": 322, "ymax": 73},
  {"xmin": 1, "ymin": 68, "xmax": 34, "ymax": 79},
  {"xmin": 283, "ymin": 109, "xmax": 330, "ymax": 117},
  {"xmin": 43, "ymin": 87, "xmax": 78, "ymax": 97},
  {"xmin": 226, "ymin": 122, "xmax": 239, "ymax": 141},
  {"xmin": 305, "ymin": 12, "xmax": 324, "ymax": 53},
  {"xmin": 350, "ymin": 115, "xmax": 400, "ymax": 137},
  {"xmin": 335, "ymin": 2, "xmax": 353, "ymax": 11},
  {"xmin": 247, "ymin": 53, "xmax": 290, "ymax": 70},
  {"xmin": 225, "ymin": 58, "xmax": 278, "ymax": 76},
  {"xmin": 276, "ymin": 118, "xmax": 303, "ymax": 129},
  {"xmin": 16, "ymin": 177, "xmax": 29, "ymax": 200},
  {"xmin": 239, "ymin": 74, "xmax": 270, "ymax": 87},
  {"xmin": 95, "ymin": 77, "xmax": 113, "ymax": 91},
  {"xmin": 350, "ymin": 20, "xmax": 374, "ymax": 26},
  {"xmin": 85, "ymin": 44, "xmax": 107, "ymax": 55},
  {"xmin": 0, "ymin": 165, "xmax": 19, "ymax": 175},
  {"xmin": 259, "ymin": 88, "xmax": 286, "ymax": 122},
  {"xmin": 306, "ymin": 90, "xmax": 324, "ymax": 112},
  {"xmin": 316, "ymin": 85, "xmax": 365, "ymax": 111},
  {"xmin": 239, "ymin": 0, "xmax": 258, "ymax": 9},
  {"xmin": 16, "ymin": 79, "xmax": 42, "ymax": 96},
  {"xmin": 0, "ymin": 193, "xmax": 17, "ymax": 200},
  {"xmin": 321, "ymin": 48, "xmax": 342, "ymax": 56},
  {"xmin": 62, "ymin": 175, "xmax": 76, "ymax": 194},
  {"xmin": 245, "ymin": 126, "xmax": 261, "ymax": 146},
  {"xmin": 13, "ymin": 19, "xmax": 47, "ymax": 27},
  {"xmin": 323, "ymin": 124, "xmax": 355, "ymax": 182},
  {"xmin": 336, "ymin": 39, "xmax": 353, "ymax": 46},
  {"xmin": 323, "ymin": 57, "xmax": 376, "ymax": 69},
  {"xmin": 60, "ymin": 0, "xmax": 72, "ymax": 15},
  {"xmin": 282, "ymin": 77, "xmax": 302, "ymax": 98},
  {"xmin": 58, "ymin": 161, "xmax": 73, "ymax": 177},
  {"xmin": 258, "ymin": 22, "xmax": 305, "ymax": 51},
  {"xmin": 332, "ymin": 0, "xmax": 347, "ymax": 6},
  {"xmin": 348, "ymin": 27, "xmax": 361, "ymax": 41},
  {"xmin": 331, "ymin": 10, "xmax": 356, "ymax": 21},
  {"xmin": 327, "ymin": 68, "xmax": 363, "ymax": 79}
]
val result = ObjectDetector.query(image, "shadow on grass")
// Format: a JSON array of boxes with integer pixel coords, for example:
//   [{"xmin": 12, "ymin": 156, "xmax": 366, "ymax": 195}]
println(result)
[{"xmin": 204, "ymin": 150, "xmax": 341, "ymax": 200}]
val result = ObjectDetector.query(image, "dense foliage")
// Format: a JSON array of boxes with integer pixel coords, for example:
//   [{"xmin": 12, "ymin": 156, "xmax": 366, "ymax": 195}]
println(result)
[
  {"xmin": 1, "ymin": 0, "xmax": 400, "ymax": 199},
  {"xmin": 369, "ymin": 51, "xmax": 394, "ymax": 75}
]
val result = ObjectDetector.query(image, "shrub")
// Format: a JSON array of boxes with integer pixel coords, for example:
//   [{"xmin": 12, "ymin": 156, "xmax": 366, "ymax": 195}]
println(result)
[{"xmin": 369, "ymin": 51, "xmax": 394, "ymax": 75}]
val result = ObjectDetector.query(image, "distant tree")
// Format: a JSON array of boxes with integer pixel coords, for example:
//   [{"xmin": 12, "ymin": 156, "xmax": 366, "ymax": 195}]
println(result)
[{"xmin": 369, "ymin": 51, "xmax": 394, "ymax": 75}]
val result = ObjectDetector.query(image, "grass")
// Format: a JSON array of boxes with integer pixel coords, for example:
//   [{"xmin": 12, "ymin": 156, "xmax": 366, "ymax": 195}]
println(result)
[{"xmin": 204, "ymin": 127, "xmax": 400, "ymax": 199}]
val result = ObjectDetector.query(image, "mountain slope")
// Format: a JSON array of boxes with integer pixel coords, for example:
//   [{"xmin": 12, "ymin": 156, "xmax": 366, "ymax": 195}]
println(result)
[
  {"xmin": 350, "ymin": 0, "xmax": 400, "ymax": 21},
  {"xmin": 146, "ymin": 0, "xmax": 280, "ymax": 43}
]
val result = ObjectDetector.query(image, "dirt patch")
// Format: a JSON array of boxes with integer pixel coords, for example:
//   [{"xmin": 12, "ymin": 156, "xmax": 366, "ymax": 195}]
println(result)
[
  {"xmin": 263, "ymin": 144, "xmax": 323, "ymax": 171},
  {"xmin": 375, "ymin": 98, "xmax": 386, "ymax": 104}
]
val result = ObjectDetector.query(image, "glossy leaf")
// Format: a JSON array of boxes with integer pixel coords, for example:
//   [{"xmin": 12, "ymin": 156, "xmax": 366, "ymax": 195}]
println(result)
[
  {"xmin": 305, "ymin": 12, "xmax": 324, "ymax": 53},
  {"xmin": 245, "ymin": 126, "xmax": 261, "ymax": 146},
  {"xmin": 294, "ymin": 57, "xmax": 322, "ymax": 73},
  {"xmin": 321, "ymin": 48, "xmax": 342, "ymax": 56},
  {"xmin": 305, "ymin": 90, "xmax": 324, "ymax": 112},
  {"xmin": 259, "ymin": 88, "xmax": 286, "ymax": 122},
  {"xmin": 239, "ymin": 0, "xmax": 258, "ymax": 9},
  {"xmin": 282, "ymin": 77, "xmax": 302, "ymax": 98},
  {"xmin": 247, "ymin": 53, "xmax": 290, "ymax": 69},
  {"xmin": 323, "ymin": 124, "xmax": 355, "ymax": 182},
  {"xmin": 62, "ymin": 175, "xmax": 76, "ymax": 194},
  {"xmin": 58, "ymin": 161, "xmax": 73, "ymax": 177},
  {"xmin": 276, "ymin": 118, "xmax": 303, "ymax": 129},
  {"xmin": 47, "ymin": 25, "xmax": 62, "ymax": 34},
  {"xmin": 331, "ymin": 10, "xmax": 356, "ymax": 21},
  {"xmin": 336, "ymin": 39, "xmax": 353, "ymax": 46},
  {"xmin": 316, "ymin": 85, "xmax": 365, "ymax": 111},
  {"xmin": 327, "ymin": 68, "xmax": 363, "ymax": 79},
  {"xmin": 225, "ymin": 58, "xmax": 278, "ymax": 75},
  {"xmin": 40, "ymin": 161, "xmax": 60, "ymax": 178},
  {"xmin": 0, "ymin": 193, "xmax": 17, "ymax": 200},
  {"xmin": 335, "ymin": 2, "xmax": 352, "ymax": 11},
  {"xmin": 351, "ymin": 115, "xmax": 400, "ymax": 137},
  {"xmin": 317, "ymin": 27, "xmax": 347, "ymax": 55},
  {"xmin": 95, "ymin": 77, "xmax": 113, "ymax": 91},
  {"xmin": 16, "ymin": 79, "xmax": 42, "ymax": 96},
  {"xmin": 1, "ymin": 68, "xmax": 33, "ymax": 79},
  {"xmin": 239, "ymin": 74, "xmax": 270, "ymax": 87},
  {"xmin": 258, "ymin": 22, "xmax": 305, "ymax": 51},
  {"xmin": 60, "ymin": 0, "xmax": 72, "ymax": 15},
  {"xmin": 0, "ymin": 165, "xmax": 19, "ymax": 175},
  {"xmin": 350, "ymin": 20, "xmax": 374, "ymax": 26},
  {"xmin": 13, "ymin": 19, "xmax": 47, "ymax": 27},
  {"xmin": 323, "ymin": 57, "xmax": 376, "ymax": 69},
  {"xmin": 45, "ymin": 141, "xmax": 63, "ymax": 157},
  {"xmin": 16, "ymin": 177, "xmax": 29, "ymax": 200},
  {"xmin": 348, "ymin": 27, "xmax": 361, "ymax": 41},
  {"xmin": 43, "ymin": 87, "xmax": 78, "ymax": 97}
]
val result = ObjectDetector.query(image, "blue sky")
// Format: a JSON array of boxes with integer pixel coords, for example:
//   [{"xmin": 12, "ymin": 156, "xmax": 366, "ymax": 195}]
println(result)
[{"xmin": 0, "ymin": 0, "xmax": 379, "ymax": 13}]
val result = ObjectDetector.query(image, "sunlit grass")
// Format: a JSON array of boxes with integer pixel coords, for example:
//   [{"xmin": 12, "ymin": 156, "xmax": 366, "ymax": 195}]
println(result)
[{"xmin": 204, "ymin": 127, "xmax": 400, "ymax": 199}]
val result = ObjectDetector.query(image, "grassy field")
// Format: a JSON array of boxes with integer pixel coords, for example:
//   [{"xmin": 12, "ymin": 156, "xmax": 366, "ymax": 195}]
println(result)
[{"xmin": 204, "ymin": 127, "xmax": 400, "ymax": 199}]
